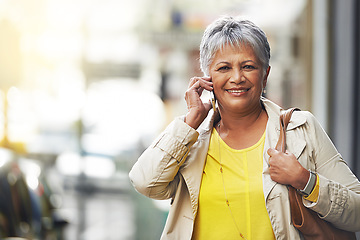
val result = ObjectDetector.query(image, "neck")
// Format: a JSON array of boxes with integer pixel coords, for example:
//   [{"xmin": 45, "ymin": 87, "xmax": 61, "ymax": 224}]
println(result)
[{"xmin": 218, "ymin": 103, "xmax": 265, "ymax": 132}]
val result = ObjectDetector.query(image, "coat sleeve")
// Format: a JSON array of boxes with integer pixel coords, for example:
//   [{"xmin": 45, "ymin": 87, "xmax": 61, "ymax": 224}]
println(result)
[
  {"xmin": 128, "ymin": 117, "xmax": 199, "ymax": 200},
  {"xmin": 301, "ymin": 111, "xmax": 360, "ymax": 232}
]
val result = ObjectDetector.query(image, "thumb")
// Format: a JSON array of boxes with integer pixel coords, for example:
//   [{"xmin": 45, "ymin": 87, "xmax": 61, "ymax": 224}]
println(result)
[
  {"xmin": 267, "ymin": 148, "xmax": 278, "ymax": 156},
  {"xmin": 204, "ymin": 100, "xmax": 213, "ymax": 112}
]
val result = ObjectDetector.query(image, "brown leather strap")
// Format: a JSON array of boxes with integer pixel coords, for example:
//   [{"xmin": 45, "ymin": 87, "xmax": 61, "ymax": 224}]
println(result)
[{"xmin": 275, "ymin": 108, "xmax": 300, "ymax": 153}]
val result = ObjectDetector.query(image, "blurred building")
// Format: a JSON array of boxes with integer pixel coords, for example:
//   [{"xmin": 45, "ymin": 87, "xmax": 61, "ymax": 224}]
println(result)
[
  {"xmin": 326, "ymin": 0, "xmax": 360, "ymax": 176},
  {"xmin": 309, "ymin": 0, "xmax": 360, "ymax": 177}
]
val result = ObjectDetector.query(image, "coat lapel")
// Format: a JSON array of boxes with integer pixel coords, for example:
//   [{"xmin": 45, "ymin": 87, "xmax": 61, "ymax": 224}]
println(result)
[
  {"xmin": 179, "ymin": 111, "xmax": 216, "ymax": 217},
  {"xmin": 262, "ymin": 98, "xmax": 307, "ymax": 201}
]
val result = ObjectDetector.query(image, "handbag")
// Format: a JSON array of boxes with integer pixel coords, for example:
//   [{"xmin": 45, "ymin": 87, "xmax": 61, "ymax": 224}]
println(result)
[{"xmin": 276, "ymin": 108, "xmax": 356, "ymax": 240}]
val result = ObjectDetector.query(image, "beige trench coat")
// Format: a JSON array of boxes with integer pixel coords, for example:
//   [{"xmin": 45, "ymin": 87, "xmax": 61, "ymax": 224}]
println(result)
[{"xmin": 129, "ymin": 97, "xmax": 360, "ymax": 240}]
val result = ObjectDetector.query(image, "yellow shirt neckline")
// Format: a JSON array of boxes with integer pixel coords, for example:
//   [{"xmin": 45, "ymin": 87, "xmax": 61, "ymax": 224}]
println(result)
[{"xmin": 213, "ymin": 128, "xmax": 266, "ymax": 153}]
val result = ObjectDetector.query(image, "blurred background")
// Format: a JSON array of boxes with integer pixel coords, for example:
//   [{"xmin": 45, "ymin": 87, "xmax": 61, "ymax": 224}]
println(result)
[{"xmin": 0, "ymin": 0, "xmax": 359, "ymax": 239}]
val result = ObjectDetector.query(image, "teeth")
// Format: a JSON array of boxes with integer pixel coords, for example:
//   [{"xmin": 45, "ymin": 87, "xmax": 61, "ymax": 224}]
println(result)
[{"xmin": 227, "ymin": 89, "xmax": 248, "ymax": 93}]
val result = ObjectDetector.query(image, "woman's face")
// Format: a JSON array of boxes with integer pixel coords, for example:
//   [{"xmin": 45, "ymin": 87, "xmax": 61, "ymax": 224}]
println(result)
[{"xmin": 209, "ymin": 44, "xmax": 270, "ymax": 115}]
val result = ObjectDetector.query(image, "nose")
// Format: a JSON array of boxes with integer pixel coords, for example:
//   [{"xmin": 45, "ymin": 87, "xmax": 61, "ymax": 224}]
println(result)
[{"xmin": 230, "ymin": 68, "xmax": 245, "ymax": 84}]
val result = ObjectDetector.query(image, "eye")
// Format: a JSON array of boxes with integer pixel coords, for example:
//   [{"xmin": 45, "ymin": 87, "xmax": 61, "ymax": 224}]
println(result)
[
  {"xmin": 243, "ymin": 64, "xmax": 256, "ymax": 70},
  {"xmin": 217, "ymin": 66, "xmax": 230, "ymax": 71}
]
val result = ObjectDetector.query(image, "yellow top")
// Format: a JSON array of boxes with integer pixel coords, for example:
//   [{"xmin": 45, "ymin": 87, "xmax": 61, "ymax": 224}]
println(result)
[
  {"xmin": 304, "ymin": 173, "xmax": 320, "ymax": 202},
  {"xmin": 192, "ymin": 129, "xmax": 275, "ymax": 240}
]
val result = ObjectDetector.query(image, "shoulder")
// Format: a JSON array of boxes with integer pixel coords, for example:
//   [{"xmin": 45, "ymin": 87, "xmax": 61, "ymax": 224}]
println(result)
[
  {"xmin": 292, "ymin": 110, "xmax": 323, "ymax": 130},
  {"xmin": 261, "ymin": 97, "xmax": 327, "ymax": 135}
]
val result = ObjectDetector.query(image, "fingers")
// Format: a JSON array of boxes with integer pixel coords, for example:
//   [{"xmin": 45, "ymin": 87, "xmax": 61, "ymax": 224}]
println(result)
[
  {"xmin": 184, "ymin": 76, "xmax": 213, "ymax": 108},
  {"xmin": 267, "ymin": 148, "xmax": 302, "ymax": 186},
  {"xmin": 267, "ymin": 149, "xmax": 286, "ymax": 184},
  {"xmin": 267, "ymin": 148, "xmax": 288, "ymax": 167},
  {"xmin": 188, "ymin": 76, "xmax": 213, "ymax": 93},
  {"xmin": 267, "ymin": 148, "xmax": 285, "ymax": 175},
  {"xmin": 188, "ymin": 76, "xmax": 211, "ymax": 87}
]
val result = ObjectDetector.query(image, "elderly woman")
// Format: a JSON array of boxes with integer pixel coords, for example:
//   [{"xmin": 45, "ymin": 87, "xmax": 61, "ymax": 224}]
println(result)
[{"xmin": 129, "ymin": 16, "xmax": 360, "ymax": 239}]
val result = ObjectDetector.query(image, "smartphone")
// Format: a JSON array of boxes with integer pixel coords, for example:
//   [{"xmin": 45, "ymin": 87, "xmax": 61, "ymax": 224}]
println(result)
[{"xmin": 210, "ymin": 91, "xmax": 216, "ymax": 110}]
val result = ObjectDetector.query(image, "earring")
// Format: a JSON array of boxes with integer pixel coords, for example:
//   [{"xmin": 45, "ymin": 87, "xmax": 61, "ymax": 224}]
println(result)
[{"xmin": 263, "ymin": 88, "xmax": 267, "ymax": 94}]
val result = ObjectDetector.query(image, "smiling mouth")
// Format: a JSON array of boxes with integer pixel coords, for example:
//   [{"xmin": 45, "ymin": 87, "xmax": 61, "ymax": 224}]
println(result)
[{"xmin": 226, "ymin": 89, "xmax": 249, "ymax": 93}]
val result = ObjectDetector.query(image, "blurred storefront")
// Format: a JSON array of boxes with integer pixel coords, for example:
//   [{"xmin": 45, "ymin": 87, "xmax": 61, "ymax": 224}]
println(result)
[
  {"xmin": 0, "ymin": 0, "xmax": 359, "ymax": 239},
  {"xmin": 327, "ymin": 0, "xmax": 360, "ymax": 177}
]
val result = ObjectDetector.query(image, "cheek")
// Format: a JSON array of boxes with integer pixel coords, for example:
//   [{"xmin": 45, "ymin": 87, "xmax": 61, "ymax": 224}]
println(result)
[
  {"xmin": 249, "ymin": 73, "xmax": 265, "ymax": 86},
  {"xmin": 213, "ymin": 83, "xmax": 222, "ymax": 95},
  {"xmin": 212, "ymin": 81, "xmax": 224, "ymax": 99},
  {"xmin": 211, "ymin": 71, "xmax": 229, "ymax": 83},
  {"xmin": 211, "ymin": 74, "xmax": 225, "ymax": 88}
]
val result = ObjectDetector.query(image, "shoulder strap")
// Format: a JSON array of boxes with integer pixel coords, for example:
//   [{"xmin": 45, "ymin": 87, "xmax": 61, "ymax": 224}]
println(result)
[{"xmin": 275, "ymin": 108, "xmax": 300, "ymax": 153}]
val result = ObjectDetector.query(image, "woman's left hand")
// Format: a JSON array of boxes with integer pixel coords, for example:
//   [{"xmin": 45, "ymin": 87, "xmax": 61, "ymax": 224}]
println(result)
[{"xmin": 267, "ymin": 148, "xmax": 309, "ymax": 190}]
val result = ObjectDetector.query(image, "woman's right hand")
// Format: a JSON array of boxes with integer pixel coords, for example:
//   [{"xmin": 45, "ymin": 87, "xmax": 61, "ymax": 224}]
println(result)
[{"xmin": 184, "ymin": 76, "xmax": 213, "ymax": 129}]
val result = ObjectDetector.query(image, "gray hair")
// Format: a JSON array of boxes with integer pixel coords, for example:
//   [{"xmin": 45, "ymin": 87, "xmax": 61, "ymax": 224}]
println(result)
[{"xmin": 199, "ymin": 16, "xmax": 271, "ymax": 76}]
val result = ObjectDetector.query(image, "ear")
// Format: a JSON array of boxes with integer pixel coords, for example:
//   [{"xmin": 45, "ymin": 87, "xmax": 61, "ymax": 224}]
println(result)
[{"xmin": 263, "ymin": 66, "xmax": 271, "ymax": 88}]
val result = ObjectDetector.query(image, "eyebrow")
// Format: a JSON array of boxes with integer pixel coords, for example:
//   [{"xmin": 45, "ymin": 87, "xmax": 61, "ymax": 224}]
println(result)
[
  {"xmin": 214, "ymin": 61, "xmax": 230, "ymax": 66},
  {"xmin": 214, "ymin": 60, "xmax": 256, "ymax": 66}
]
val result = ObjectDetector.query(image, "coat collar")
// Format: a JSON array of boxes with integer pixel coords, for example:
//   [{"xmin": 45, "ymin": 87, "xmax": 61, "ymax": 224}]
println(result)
[
  {"xmin": 198, "ymin": 97, "xmax": 307, "ymax": 132},
  {"xmin": 261, "ymin": 97, "xmax": 307, "ymax": 131}
]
